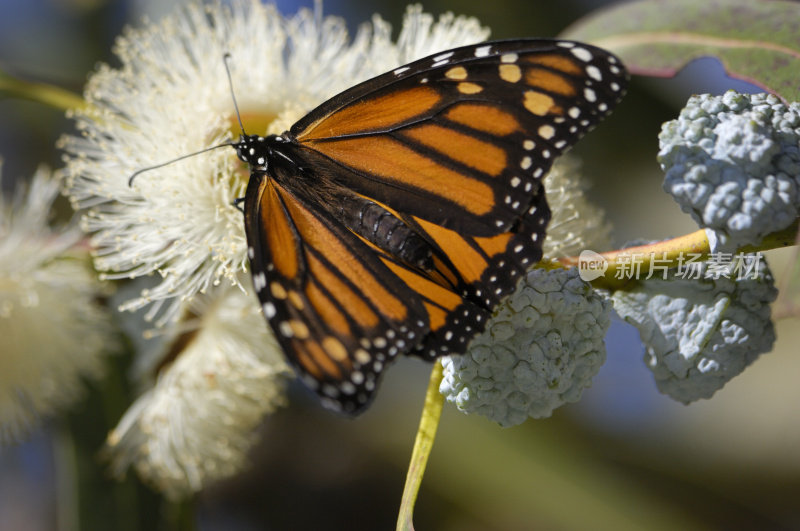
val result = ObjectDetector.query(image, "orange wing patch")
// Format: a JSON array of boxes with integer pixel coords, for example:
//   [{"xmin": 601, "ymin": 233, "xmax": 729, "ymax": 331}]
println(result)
[
  {"xmin": 296, "ymin": 86, "xmax": 441, "ymax": 140},
  {"xmin": 260, "ymin": 181, "xmax": 299, "ymax": 279},
  {"xmin": 381, "ymin": 257, "xmax": 462, "ymax": 335},
  {"xmin": 524, "ymin": 68, "xmax": 576, "ymax": 96},
  {"xmin": 444, "ymin": 103, "xmax": 522, "ymax": 136},
  {"xmin": 522, "ymin": 91, "xmax": 559, "ymax": 116},
  {"xmin": 294, "ymin": 339, "xmax": 344, "ymax": 380},
  {"xmin": 474, "ymin": 232, "xmax": 514, "ymax": 257},
  {"xmin": 279, "ymin": 187, "xmax": 408, "ymax": 323},
  {"xmin": 428, "ymin": 255, "xmax": 460, "ymax": 289},
  {"xmin": 523, "ymin": 54, "xmax": 583, "ymax": 75},
  {"xmin": 424, "ymin": 302, "xmax": 449, "ymax": 332},
  {"xmin": 413, "ymin": 216, "xmax": 488, "ymax": 285},
  {"xmin": 304, "ymin": 248, "xmax": 380, "ymax": 331},
  {"xmin": 381, "ymin": 258, "xmax": 463, "ymax": 309},
  {"xmin": 304, "ymin": 280, "xmax": 352, "ymax": 338},
  {"xmin": 305, "ymin": 135, "xmax": 495, "ymax": 216},
  {"xmin": 400, "ymin": 123, "xmax": 507, "ymax": 177}
]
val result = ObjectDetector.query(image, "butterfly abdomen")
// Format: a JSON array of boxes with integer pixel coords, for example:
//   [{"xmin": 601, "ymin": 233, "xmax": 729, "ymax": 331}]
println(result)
[{"xmin": 336, "ymin": 193, "xmax": 434, "ymax": 271}]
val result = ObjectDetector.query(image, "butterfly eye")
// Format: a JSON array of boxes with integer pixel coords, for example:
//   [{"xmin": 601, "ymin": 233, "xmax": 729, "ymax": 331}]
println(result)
[{"xmin": 240, "ymin": 39, "xmax": 627, "ymax": 414}]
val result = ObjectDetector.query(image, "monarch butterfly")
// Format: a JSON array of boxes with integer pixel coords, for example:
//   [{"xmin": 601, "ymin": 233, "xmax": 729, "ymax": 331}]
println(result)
[{"xmin": 233, "ymin": 39, "xmax": 627, "ymax": 414}]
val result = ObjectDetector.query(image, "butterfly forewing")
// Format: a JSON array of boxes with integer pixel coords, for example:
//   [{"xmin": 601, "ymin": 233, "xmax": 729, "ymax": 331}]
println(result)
[
  {"xmin": 241, "ymin": 39, "xmax": 627, "ymax": 413},
  {"xmin": 291, "ymin": 39, "xmax": 625, "ymax": 234}
]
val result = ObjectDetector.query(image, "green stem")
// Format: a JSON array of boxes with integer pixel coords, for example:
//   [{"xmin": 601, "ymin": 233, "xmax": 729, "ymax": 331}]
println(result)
[
  {"xmin": 556, "ymin": 219, "xmax": 799, "ymax": 290},
  {"xmin": 396, "ymin": 361, "xmax": 445, "ymax": 531},
  {"xmin": 53, "ymin": 423, "xmax": 80, "ymax": 531},
  {"xmin": 0, "ymin": 70, "xmax": 87, "ymax": 112},
  {"xmin": 162, "ymin": 497, "xmax": 197, "ymax": 531}
]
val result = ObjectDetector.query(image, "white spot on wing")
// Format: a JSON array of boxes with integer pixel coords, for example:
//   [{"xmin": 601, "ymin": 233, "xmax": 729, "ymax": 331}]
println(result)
[
  {"xmin": 538, "ymin": 125, "xmax": 555, "ymax": 140},
  {"xmin": 302, "ymin": 374, "xmax": 319, "ymax": 390},
  {"xmin": 279, "ymin": 321, "xmax": 293, "ymax": 337},
  {"xmin": 586, "ymin": 65, "xmax": 602, "ymax": 81},
  {"xmin": 571, "ymin": 47, "xmax": 593, "ymax": 62},
  {"xmin": 474, "ymin": 45, "xmax": 492, "ymax": 57}
]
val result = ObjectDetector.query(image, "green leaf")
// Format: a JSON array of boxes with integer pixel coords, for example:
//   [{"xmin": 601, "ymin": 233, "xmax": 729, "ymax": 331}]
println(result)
[{"xmin": 561, "ymin": 0, "xmax": 800, "ymax": 102}]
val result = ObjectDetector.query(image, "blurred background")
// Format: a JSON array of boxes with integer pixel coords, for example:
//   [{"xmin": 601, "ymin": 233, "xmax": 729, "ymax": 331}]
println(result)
[{"xmin": 1, "ymin": 0, "xmax": 799, "ymax": 529}]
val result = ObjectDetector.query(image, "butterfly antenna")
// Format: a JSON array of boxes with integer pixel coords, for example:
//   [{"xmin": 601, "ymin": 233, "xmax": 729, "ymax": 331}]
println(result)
[
  {"xmin": 130, "ymin": 53, "xmax": 246, "ymax": 187},
  {"xmin": 223, "ymin": 53, "xmax": 246, "ymax": 136},
  {"xmin": 127, "ymin": 141, "xmax": 234, "ymax": 186}
]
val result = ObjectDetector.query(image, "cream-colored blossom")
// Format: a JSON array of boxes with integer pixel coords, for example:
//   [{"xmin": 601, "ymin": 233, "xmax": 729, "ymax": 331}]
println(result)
[
  {"xmin": 542, "ymin": 156, "xmax": 612, "ymax": 259},
  {"xmin": 60, "ymin": 0, "xmax": 488, "ymax": 326},
  {"xmin": 0, "ymin": 166, "xmax": 113, "ymax": 444},
  {"xmin": 106, "ymin": 284, "xmax": 291, "ymax": 499}
]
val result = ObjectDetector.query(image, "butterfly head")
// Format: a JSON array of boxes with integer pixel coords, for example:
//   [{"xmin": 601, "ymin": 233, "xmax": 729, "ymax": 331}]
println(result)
[{"xmin": 234, "ymin": 134, "xmax": 274, "ymax": 171}]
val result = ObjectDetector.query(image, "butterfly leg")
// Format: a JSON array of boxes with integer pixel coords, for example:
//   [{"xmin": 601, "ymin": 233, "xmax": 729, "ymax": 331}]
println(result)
[{"xmin": 232, "ymin": 196, "xmax": 245, "ymax": 213}]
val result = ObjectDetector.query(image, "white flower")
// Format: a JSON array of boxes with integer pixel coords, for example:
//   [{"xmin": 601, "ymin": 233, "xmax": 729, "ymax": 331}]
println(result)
[
  {"xmin": 542, "ymin": 156, "xmax": 612, "ymax": 259},
  {"xmin": 60, "ymin": 0, "xmax": 489, "ymax": 325},
  {"xmin": 0, "ymin": 166, "xmax": 114, "ymax": 444},
  {"xmin": 105, "ymin": 283, "xmax": 291, "ymax": 499}
]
